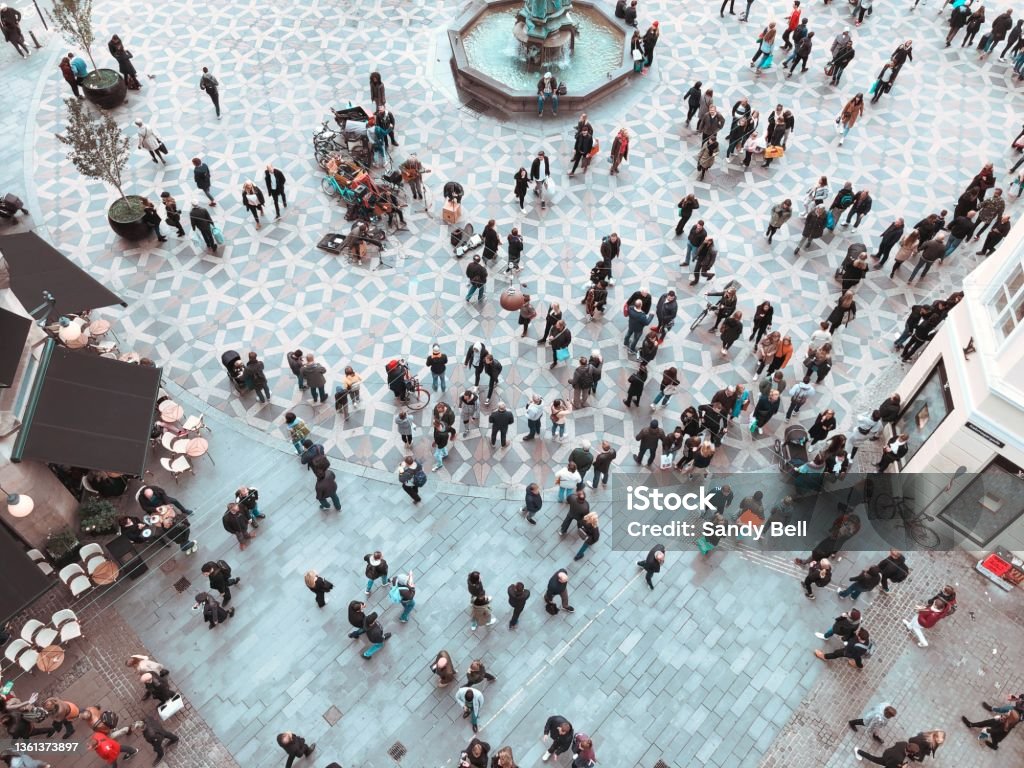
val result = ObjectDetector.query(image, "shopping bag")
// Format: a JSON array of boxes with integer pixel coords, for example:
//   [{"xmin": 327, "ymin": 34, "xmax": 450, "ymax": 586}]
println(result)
[
  {"xmin": 158, "ymin": 693, "xmax": 184, "ymax": 721},
  {"xmin": 868, "ymin": 80, "xmax": 878, "ymax": 95},
  {"xmin": 588, "ymin": 139, "xmax": 600, "ymax": 158},
  {"xmin": 211, "ymin": 225, "xmax": 225, "ymax": 245},
  {"xmin": 825, "ymin": 210, "xmax": 836, "ymax": 229},
  {"xmin": 555, "ymin": 347, "xmax": 571, "ymax": 361},
  {"xmin": 696, "ymin": 536, "xmax": 715, "ymax": 554},
  {"xmin": 660, "ymin": 453, "xmax": 674, "ymax": 469},
  {"xmin": 764, "ymin": 145, "xmax": 784, "ymax": 159}
]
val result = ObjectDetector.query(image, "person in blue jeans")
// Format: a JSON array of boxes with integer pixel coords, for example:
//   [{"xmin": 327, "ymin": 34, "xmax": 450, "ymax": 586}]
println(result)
[
  {"xmin": 537, "ymin": 72, "xmax": 559, "ymax": 116},
  {"xmin": 426, "ymin": 344, "xmax": 448, "ymax": 392},
  {"xmin": 300, "ymin": 353, "xmax": 328, "ymax": 403},
  {"xmin": 591, "ymin": 441, "xmax": 616, "ymax": 488},
  {"xmin": 574, "ymin": 513, "xmax": 600, "ymax": 561},
  {"xmin": 361, "ymin": 612, "xmax": 390, "ymax": 659},
  {"xmin": 392, "ymin": 572, "xmax": 416, "ymax": 622},
  {"xmin": 982, "ymin": 692, "xmax": 1024, "ymax": 715},
  {"xmin": 363, "ymin": 551, "xmax": 389, "ymax": 594},
  {"xmin": 465, "ymin": 254, "xmax": 487, "ymax": 302},
  {"xmin": 456, "ymin": 687, "xmax": 484, "ymax": 734},
  {"xmin": 315, "ymin": 470, "xmax": 341, "ymax": 511},
  {"xmin": 285, "ymin": 412, "xmax": 310, "ymax": 454},
  {"xmin": 838, "ymin": 565, "xmax": 881, "ymax": 601}
]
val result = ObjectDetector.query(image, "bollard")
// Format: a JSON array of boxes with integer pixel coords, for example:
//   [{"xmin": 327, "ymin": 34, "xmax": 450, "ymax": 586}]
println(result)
[
  {"xmin": 33, "ymin": 0, "xmax": 48, "ymax": 30},
  {"xmin": 30, "ymin": 31, "xmax": 42, "ymax": 49}
]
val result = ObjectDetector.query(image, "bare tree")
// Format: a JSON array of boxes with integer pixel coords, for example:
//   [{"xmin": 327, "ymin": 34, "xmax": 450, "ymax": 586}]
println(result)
[
  {"xmin": 56, "ymin": 98, "xmax": 132, "ymax": 206},
  {"xmin": 50, "ymin": 0, "xmax": 97, "ymax": 71}
]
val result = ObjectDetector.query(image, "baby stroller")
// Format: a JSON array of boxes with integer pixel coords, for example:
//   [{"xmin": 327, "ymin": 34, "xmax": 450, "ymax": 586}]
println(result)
[
  {"xmin": 774, "ymin": 424, "xmax": 810, "ymax": 478},
  {"xmin": 221, "ymin": 350, "xmax": 247, "ymax": 393},
  {"xmin": 834, "ymin": 242, "xmax": 867, "ymax": 281}
]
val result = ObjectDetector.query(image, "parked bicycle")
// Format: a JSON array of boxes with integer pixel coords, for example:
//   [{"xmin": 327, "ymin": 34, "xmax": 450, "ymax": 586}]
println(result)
[
  {"xmin": 403, "ymin": 377, "xmax": 431, "ymax": 411},
  {"xmin": 872, "ymin": 493, "xmax": 941, "ymax": 549}
]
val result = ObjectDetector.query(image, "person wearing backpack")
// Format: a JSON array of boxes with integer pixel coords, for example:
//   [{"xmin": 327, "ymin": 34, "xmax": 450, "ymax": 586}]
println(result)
[
  {"xmin": 304, "ymin": 570, "xmax": 333, "ymax": 608},
  {"xmin": 284, "ymin": 412, "xmax": 310, "ymax": 455},
  {"xmin": 838, "ymin": 564, "xmax": 882, "ymax": 601},
  {"xmin": 398, "ymin": 456, "xmax": 425, "ymax": 503},
  {"xmin": 815, "ymin": 626, "xmax": 872, "ymax": 668},
  {"xmin": 876, "ymin": 549, "xmax": 910, "ymax": 592},
  {"xmin": 195, "ymin": 592, "xmax": 234, "ymax": 629},
  {"xmin": 815, "ymin": 609, "xmax": 861, "ymax": 642},
  {"xmin": 391, "ymin": 572, "xmax": 416, "ymax": 622}
]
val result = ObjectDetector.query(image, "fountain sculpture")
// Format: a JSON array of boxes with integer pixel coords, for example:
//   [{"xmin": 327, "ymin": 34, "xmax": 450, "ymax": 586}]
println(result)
[{"xmin": 515, "ymin": 0, "xmax": 576, "ymax": 64}]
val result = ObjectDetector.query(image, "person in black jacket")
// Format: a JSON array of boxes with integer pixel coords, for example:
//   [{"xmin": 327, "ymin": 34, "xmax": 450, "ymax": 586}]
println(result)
[
  {"xmin": 675, "ymin": 194, "xmax": 700, "ymax": 236},
  {"xmin": 304, "ymin": 569, "xmax": 333, "ymax": 608},
  {"xmin": 507, "ymin": 582, "xmax": 530, "ymax": 628},
  {"xmin": 901, "ymin": 313, "xmax": 943, "ymax": 361},
  {"xmin": 463, "ymin": 737, "xmax": 491, "ymax": 768},
  {"xmin": 802, "ymin": 558, "xmax": 832, "ymax": 599},
  {"xmin": 505, "ymin": 228, "xmax": 524, "ymax": 273},
  {"xmin": 363, "ymin": 552, "xmax": 389, "ymax": 594},
  {"xmin": 873, "ymin": 219, "xmax": 904, "ymax": 265},
  {"xmin": 548, "ymin": 320, "xmax": 572, "ymax": 369},
  {"xmin": 315, "ymin": 470, "xmax": 341, "ymax": 511},
  {"xmin": 830, "ymin": 40, "xmax": 855, "ymax": 85},
  {"xmin": 277, "ymin": 732, "xmax": 315, "ymax": 768},
  {"xmin": 961, "ymin": 709, "xmax": 1020, "ymax": 749},
  {"xmin": 541, "ymin": 715, "xmax": 575, "ymax": 761},
  {"xmin": 140, "ymin": 673, "xmax": 176, "ymax": 704},
  {"xmin": 569, "ymin": 125, "xmax": 594, "ymax": 175},
  {"xmin": 844, "ymin": 189, "xmax": 872, "ymax": 228},
  {"xmin": 876, "ymin": 394, "xmax": 902, "ymax": 424},
  {"xmin": 202, "ymin": 561, "xmax": 239, "ymax": 605},
  {"xmin": 855, "ymin": 741, "xmax": 920, "ymax": 765},
  {"xmin": 347, "ymin": 600, "xmax": 367, "ymax": 638},
  {"xmin": 195, "ymin": 592, "xmax": 234, "ymax": 629},
  {"xmin": 838, "ymin": 564, "xmax": 881, "ymax": 600},
  {"xmin": 637, "ymin": 544, "xmax": 666, "ymax": 589},
  {"xmin": 816, "ymin": 609, "xmax": 861, "ymax": 642},
  {"xmin": 876, "ymin": 549, "xmax": 909, "ymax": 592},
  {"xmin": 141, "ymin": 714, "xmax": 179, "ymax": 765},
  {"xmin": 141, "ymin": 199, "xmax": 168, "ymax": 242},
  {"xmin": 426, "ymin": 345, "xmax": 449, "ymax": 393},
  {"xmin": 222, "ymin": 503, "xmax": 254, "ymax": 550},
  {"xmin": 683, "ymin": 81, "xmax": 702, "ymax": 127},
  {"xmin": 530, "ymin": 150, "xmax": 551, "ymax": 208},
  {"xmin": 361, "ymin": 611, "xmax": 391, "ymax": 659},
  {"xmin": 465, "ymin": 255, "xmax": 488, "ymax": 302},
  {"xmin": 512, "ymin": 168, "xmax": 529, "ymax": 210},
  {"xmin": 815, "ymin": 626, "xmax": 871, "ymax": 668},
  {"xmin": 392, "ymin": 572, "xmax": 416, "ymax": 622},
  {"xmin": 543, "ymin": 570, "xmax": 573, "ymax": 614},
  {"xmin": 264, "ymin": 164, "xmax": 287, "ymax": 218},
  {"xmin": 488, "ymin": 402, "xmax": 514, "ymax": 447},
  {"xmin": 483, "ymin": 355, "xmax": 502, "ymax": 404},
  {"xmin": 189, "ymin": 201, "xmax": 217, "ymax": 254},
  {"xmin": 574, "ymin": 512, "xmax": 600, "ymax": 561},
  {"xmin": 482, "ymin": 220, "xmax": 500, "ymax": 261}
]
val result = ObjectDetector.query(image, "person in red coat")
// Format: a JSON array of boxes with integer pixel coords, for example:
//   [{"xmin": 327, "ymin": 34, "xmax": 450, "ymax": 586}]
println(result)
[{"xmin": 903, "ymin": 588, "xmax": 955, "ymax": 647}]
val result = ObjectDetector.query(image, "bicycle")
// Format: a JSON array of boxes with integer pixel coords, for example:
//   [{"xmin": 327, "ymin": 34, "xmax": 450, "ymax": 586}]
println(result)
[
  {"xmin": 689, "ymin": 295, "xmax": 721, "ymax": 331},
  {"xmin": 403, "ymin": 377, "xmax": 431, "ymax": 411},
  {"xmin": 872, "ymin": 493, "xmax": 941, "ymax": 549}
]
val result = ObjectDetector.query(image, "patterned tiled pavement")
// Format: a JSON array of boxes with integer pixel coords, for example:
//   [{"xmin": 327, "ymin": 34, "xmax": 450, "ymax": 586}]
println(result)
[
  {"xmin": 8, "ymin": 0, "xmax": 1022, "ymax": 490},
  {"xmin": 3, "ymin": 1, "xmax": 1024, "ymax": 767}
]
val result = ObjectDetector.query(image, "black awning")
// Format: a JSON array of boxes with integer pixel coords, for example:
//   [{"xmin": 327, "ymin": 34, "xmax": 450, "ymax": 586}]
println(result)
[
  {"xmin": 0, "ymin": 521, "xmax": 54, "ymax": 624},
  {"xmin": 0, "ymin": 232, "xmax": 127, "ymax": 321},
  {"xmin": 12, "ymin": 340, "xmax": 162, "ymax": 475},
  {"xmin": 0, "ymin": 306, "xmax": 31, "ymax": 388}
]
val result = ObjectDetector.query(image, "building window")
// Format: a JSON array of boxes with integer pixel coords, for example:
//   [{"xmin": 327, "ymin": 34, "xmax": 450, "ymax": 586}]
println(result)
[
  {"xmin": 893, "ymin": 361, "xmax": 953, "ymax": 469},
  {"xmin": 990, "ymin": 259, "xmax": 1024, "ymax": 341},
  {"xmin": 938, "ymin": 457, "xmax": 1024, "ymax": 546}
]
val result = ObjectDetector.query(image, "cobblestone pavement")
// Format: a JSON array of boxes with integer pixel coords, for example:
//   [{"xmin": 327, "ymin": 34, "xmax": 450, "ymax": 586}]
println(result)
[{"xmin": 6, "ymin": 0, "xmax": 1021, "ymax": 490}]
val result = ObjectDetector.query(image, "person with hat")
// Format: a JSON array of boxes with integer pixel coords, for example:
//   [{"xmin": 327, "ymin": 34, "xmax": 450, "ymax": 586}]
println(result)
[
  {"xmin": 426, "ymin": 344, "xmax": 449, "ymax": 393},
  {"xmin": 537, "ymin": 72, "xmax": 559, "ymax": 116}
]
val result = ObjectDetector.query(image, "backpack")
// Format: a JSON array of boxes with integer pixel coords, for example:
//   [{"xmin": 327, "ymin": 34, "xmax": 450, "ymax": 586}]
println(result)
[
  {"xmin": 388, "ymin": 583, "xmax": 404, "ymax": 604},
  {"xmin": 216, "ymin": 560, "xmax": 232, "ymax": 578},
  {"xmin": 858, "ymin": 640, "xmax": 875, "ymax": 659},
  {"xmin": 100, "ymin": 710, "xmax": 119, "ymax": 729},
  {"xmin": 413, "ymin": 468, "xmax": 428, "ymax": 487}
]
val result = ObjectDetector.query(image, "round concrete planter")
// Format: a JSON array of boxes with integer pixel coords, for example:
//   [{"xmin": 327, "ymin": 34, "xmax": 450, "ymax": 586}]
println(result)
[
  {"xmin": 108, "ymin": 195, "xmax": 149, "ymax": 241},
  {"xmin": 83, "ymin": 68, "xmax": 127, "ymax": 110}
]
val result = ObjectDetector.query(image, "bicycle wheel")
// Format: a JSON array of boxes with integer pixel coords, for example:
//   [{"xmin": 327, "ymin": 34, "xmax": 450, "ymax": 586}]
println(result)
[
  {"xmin": 406, "ymin": 387, "xmax": 430, "ymax": 411},
  {"xmin": 689, "ymin": 308, "xmax": 709, "ymax": 332},
  {"xmin": 905, "ymin": 521, "xmax": 940, "ymax": 549},
  {"xmin": 321, "ymin": 177, "xmax": 339, "ymax": 197},
  {"xmin": 872, "ymin": 493, "xmax": 897, "ymax": 520}
]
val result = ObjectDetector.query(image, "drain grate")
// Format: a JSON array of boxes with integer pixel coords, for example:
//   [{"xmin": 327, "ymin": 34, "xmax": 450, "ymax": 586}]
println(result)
[
  {"xmin": 653, "ymin": 761, "xmax": 670, "ymax": 768},
  {"xmin": 464, "ymin": 99, "xmax": 491, "ymax": 115},
  {"xmin": 388, "ymin": 741, "xmax": 407, "ymax": 761},
  {"xmin": 323, "ymin": 705, "xmax": 343, "ymax": 726},
  {"xmin": 172, "ymin": 577, "xmax": 191, "ymax": 594}
]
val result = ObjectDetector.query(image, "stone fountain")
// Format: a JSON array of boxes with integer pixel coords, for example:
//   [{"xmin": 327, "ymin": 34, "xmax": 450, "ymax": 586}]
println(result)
[{"xmin": 448, "ymin": 0, "xmax": 629, "ymax": 113}]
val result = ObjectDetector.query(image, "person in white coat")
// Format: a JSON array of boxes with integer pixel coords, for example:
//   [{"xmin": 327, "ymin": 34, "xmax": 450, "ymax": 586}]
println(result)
[{"xmin": 134, "ymin": 118, "xmax": 167, "ymax": 164}]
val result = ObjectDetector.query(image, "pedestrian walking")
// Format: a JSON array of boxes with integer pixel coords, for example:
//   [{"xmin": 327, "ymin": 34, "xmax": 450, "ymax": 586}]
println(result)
[
  {"xmin": 140, "ymin": 198, "xmax": 167, "ymax": 243},
  {"xmin": 304, "ymin": 570, "xmax": 333, "ymax": 608},
  {"xmin": 107, "ymin": 35, "xmax": 140, "ymax": 90},
  {"xmin": 139, "ymin": 672, "xmax": 176, "ymax": 705},
  {"xmin": 802, "ymin": 343, "xmax": 832, "ymax": 384},
  {"xmin": 277, "ymin": 733, "xmax": 315, "ymax": 768},
  {"xmin": 222, "ymin": 503, "xmax": 254, "ymax": 550},
  {"xmin": 697, "ymin": 105, "xmax": 726, "ymax": 146},
  {"xmin": 889, "ymin": 229, "xmax": 920, "ymax": 278},
  {"xmin": 750, "ymin": 389, "xmax": 781, "ymax": 435},
  {"xmin": 696, "ymin": 138, "xmax": 719, "ymax": 180},
  {"xmin": 853, "ymin": 741, "xmax": 919, "ymax": 765},
  {"xmin": 873, "ymin": 218, "xmax": 904, "ymax": 266},
  {"xmin": 507, "ymin": 581, "xmax": 531, "ymax": 628},
  {"xmin": 195, "ymin": 592, "xmax": 234, "ymax": 629},
  {"xmin": 87, "ymin": 732, "xmax": 136, "ymax": 767},
  {"xmin": 543, "ymin": 569, "xmax": 573, "ymax": 615},
  {"xmin": 829, "ymin": 37, "xmax": 856, "ymax": 86},
  {"xmin": 0, "ymin": 5, "xmax": 30, "ymax": 57},
  {"xmin": 634, "ymin": 419, "xmax": 665, "ymax": 466},
  {"xmin": 313, "ymin": 468, "xmax": 340, "ymax": 511},
  {"xmin": 263, "ymin": 164, "xmax": 287, "ymax": 218},
  {"xmin": 814, "ymin": 608, "xmax": 861, "ymax": 642},
  {"xmin": 825, "ymin": 291, "xmax": 857, "ymax": 334},
  {"xmin": 465, "ymin": 255, "xmax": 488, "ymax": 302},
  {"xmin": 786, "ymin": 381, "xmax": 815, "ymax": 420},
  {"xmin": 199, "ymin": 67, "xmax": 220, "ymax": 117},
  {"xmin": 766, "ymin": 200, "xmax": 792, "ymax": 244},
  {"xmin": 346, "ymin": 600, "xmax": 367, "ymax": 639},
  {"xmin": 794, "ymin": 206, "xmax": 827, "ymax": 254},
  {"xmin": 455, "ymin": 687, "xmax": 483, "ymax": 734},
  {"xmin": 392, "ymin": 571, "xmax": 416, "ymax": 622},
  {"xmin": 361, "ymin": 611, "xmax": 391, "ymax": 659},
  {"xmin": 574, "ymin": 512, "xmax": 600, "ymax": 561},
  {"xmin": 468, "ymin": 582, "xmax": 496, "ymax": 631},
  {"xmin": 750, "ymin": 22, "xmax": 778, "ymax": 69},
  {"xmin": 877, "ymin": 549, "xmax": 910, "ymax": 592},
  {"xmin": 814, "ymin": 626, "xmax": 872, "ymax": 668},
  {"xmin": 363, "ymin": 551, "xmax": 388, "ymax": 594},
  {"xmin": 960, "ymin": 710, "xmax": 1019, "ymax": 750},
  {"xmin": 240, "ymin": 181, "xmax": 266, "ymax": 230},
  {"xmin": 202, "ymin": 560, "xmax": 239, "ymax": 605},
  {"xmin": 675, "ymin": 194, "xmax": 700, "ymax": 236},
  {"xmin": 134, "ymin": 119, "xmax": 167, "ymax": 165},
  {"xmin": 241, "ymin": 351, "xmax": 270, "ymax": 402},
  {"xmin": 609, "ymin": 128, "xmax": 630, "ymax": 175},
  {"xmin": 650, "ymin": 366, "xmax": 680, "ymax": 410},
  {"xmin": 189, "ymin": 200, "xmax": 218, "ymax": 254},
  {"xmin": 466, "ymin": 659, "xmax": 497, "ymax": 687},
  {"xmin": 191, "ymin": 158, "xmax": 217, "ymax": 205},
  {"xmin": 297, "ymin": 354, "xmax": 326, "ymax": 403},
  {"xmin": 844, "ymin": 190, "xmax": 872, "ymax": 228},
  {"xmin": 431, "ymin": 650, "xmax": 457, "ymax": 686},
  {"xmin": 838, "ymin": 564, "xmax": 881, "ymax": 600},
  {"xmin": 786, "ymin": 31, "xmax": 814, "ymax": 76},
  {"xmin": 431, "ymin": 417, "xmax": 456, "ymax": 471},
  {"xmin": 849, "ymin": 703, "xmax": 897, "ymax": 744},
  {"xmin": 637, "ymin": 544, "xmax": 666, "ymax": 589},
  {"xmin": 973, "ymin": 188, "xmax": 1005, "ymax": 240},
  {"xmin": 140, "ymin": 715, "xmax": 178, "ymax": 766},
  {"xmin": 719, "ymin": 311, "xmax": 743, "ymax": 355},
  {"xmin": 530, "ymin": 150, "xmax": 551, "ymax": 208},
  {"xmin": 541, "ymin": 716, "xmax": 575, "ymax": 762},
  {"xmin": 41, "ymin": 697, "xmax": 80, "ymax": 740},
  {"xmin": 977, "ymin": 214, "xmax": 1011, "ymax": 255},
  {"xmin": 158, "ymin": 192, "xmax": 185, "ymax": 238},
  {"xmin": 904, "ymin": 594, "xmax": 953, "ymax": 648}
]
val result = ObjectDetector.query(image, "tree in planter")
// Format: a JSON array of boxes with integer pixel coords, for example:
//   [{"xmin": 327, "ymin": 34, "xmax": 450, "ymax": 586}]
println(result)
[
  {"xmin": 50, "ymin": 0, "xmax": 97, "ymax": 71},
  {"xmin": 78, "ymin": 497, "xmax": 119, "ymax": 536},
  {"xmin": 55, "ymin": 97, "xmax": 143, "ymax": 224}
]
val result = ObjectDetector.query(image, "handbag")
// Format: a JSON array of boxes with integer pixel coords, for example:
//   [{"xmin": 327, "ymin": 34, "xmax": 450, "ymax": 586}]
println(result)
[
  {"xmin": 760, "ymin": 53, "xmax": 773, "ymax": 69},
  {"xmin": 556, "ymin": 83, "xmax": 567, "ymax": 96},
  {"xmin": 825, "ymin": 210, "xmax": 836, "ymax": 229},
  {"xmin": 622, "ymin": 302, "xmax": 629, "ymax": 317},
  {"xmin": 157, "ymin": 141, "xmax": 168, "ymax": 154},
  {"xmin": 868, "ymin": 80, "xmax": 879, "ymax": 95},
  {"xmin": 660, "ymin": 453, "xmax": 674, "ymax": 469},
  {"xmin": 212, "ymin": 225, "xmax": 225, "ymax": 244},
  {"xmin": 555, "ymin": 347, "xmax": 571, "ymax": 361},
  {"xmin": 764, "ymin": 145, "xmax": 784, "ymax": 159},
  {"xmin": 157, "ymin": 693, "xmax": 184, "ymax": 721}
]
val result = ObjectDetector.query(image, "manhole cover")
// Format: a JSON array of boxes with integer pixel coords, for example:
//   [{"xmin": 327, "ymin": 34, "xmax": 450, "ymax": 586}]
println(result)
[
  {"xmin": 323, "ymin": 705, "xmax": 343, "ymax": 726},
  {"xmin": 388, "ymin": 741, "xmax": 407, "ymax": 761},
  {"xmin": 172, "ymin": 577, "xmax": 191, "ymax": 593}
]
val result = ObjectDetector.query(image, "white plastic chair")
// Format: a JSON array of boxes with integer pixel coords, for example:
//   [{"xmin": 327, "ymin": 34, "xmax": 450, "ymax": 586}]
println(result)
[
  {"xmin": 21, "ymin": 619, "xmax": 58, "ymax": 649},
  {"xmin": 81, "ymin": 474, "xmax": 100, "ymax": 498},
  {"xmin": 58, "ymin": 563, "xmax": 92, "ymax": 597},
  {"xmin": 79, "ymin": 543, "xmax": 106, "ymax": 575},
  {"xmin": 4, "ymin": 639, "xmax": 38, "ymax": 672},
  {"xmin": 27, "ymin": 548, "xmax": 54, "ymax": 576},
  {"xmin": 161, "ymin": 432, "xmax": 188, "ymax": 453},
  {"xmin": 52, "ymin": 609, "xmax": 83, "ymax": 643},
  {"xmin": 160, "ymin": 455, "xmax": 193, "ymax": 482},
  {"xmin": 181, "ymin": 413, "xmax": 210, "ymax": 436}
]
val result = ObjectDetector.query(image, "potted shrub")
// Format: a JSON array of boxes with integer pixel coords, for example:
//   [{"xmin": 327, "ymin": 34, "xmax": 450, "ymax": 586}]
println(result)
[
  {"xmin": 56, "ymin": 98, "xmax": 149, "ymax": 240},
  {"xmin": 45, "ymin": 527, "xmax": 81, "ymax": 568},
  {"xmin": 78, "ymin": 497, "xmax": 119, "ymax": 536},
  {"xmin": 50, "ymin": 0, "xmax": 126, "ymax": 109}
]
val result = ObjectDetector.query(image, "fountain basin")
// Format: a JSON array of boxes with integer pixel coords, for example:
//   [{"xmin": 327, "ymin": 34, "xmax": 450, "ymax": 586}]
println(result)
[{"xmin": 449, "ymin": 0, "xmax": 630, "ymax": 113}]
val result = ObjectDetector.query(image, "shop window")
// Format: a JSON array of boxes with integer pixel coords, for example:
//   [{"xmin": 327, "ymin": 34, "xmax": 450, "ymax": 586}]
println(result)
[
  {"xmin": 990, "ymin": 259, "xmax": 1024, "ymax": 342},
  {"xmin": 938, "ymin": 457, "xmax": 1024, "ymax": 546},
  {"xmin": 893, "ymin": 362, "xmax": 953, "ymax": 469}
]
